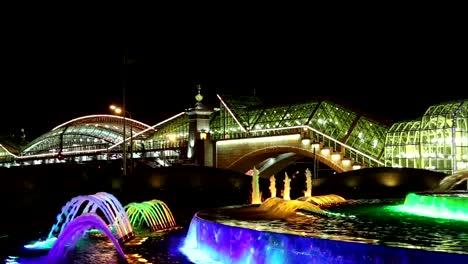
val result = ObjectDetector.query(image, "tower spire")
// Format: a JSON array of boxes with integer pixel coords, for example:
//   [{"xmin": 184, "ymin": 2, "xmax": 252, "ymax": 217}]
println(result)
[{"xmin": 195, "ymin": 84, "xmax": 203, "ymax": 102}]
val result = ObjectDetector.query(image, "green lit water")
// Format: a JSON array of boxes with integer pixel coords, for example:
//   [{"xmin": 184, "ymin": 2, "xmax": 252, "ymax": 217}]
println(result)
[
  {"xmin": 393, "ymin": 191, "xmax": 468, "ymax": 221},
  {"xmin": 200, "ymin": 198, "xmax": 468, "ymax": 254}
]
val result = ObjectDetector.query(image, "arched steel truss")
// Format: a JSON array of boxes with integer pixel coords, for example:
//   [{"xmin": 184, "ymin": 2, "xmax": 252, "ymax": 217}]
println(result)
[
  {"xmin": 2, "ymin": 98, "xmax": 467, "ymax": 175},
  {"xmin": 19, "ymin": 115, "xmax": 156, "ymax": 158}
]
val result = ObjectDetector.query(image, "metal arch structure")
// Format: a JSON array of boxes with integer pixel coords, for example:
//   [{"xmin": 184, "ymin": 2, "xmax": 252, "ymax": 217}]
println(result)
[
  {"xmin": 52, "ymin": 114, "xmax": 155, "ymax": 138},
  {"xmin": 20, "ymin": 125, "xmax": 120, "ymax": 155},
  {"xmin": 1, "ymin": 97, "xmax": 467, "ymax": 175},
  {"xmin": 16, "ymin": 115, "xmax": 156, "ymax": 163},
  {"xmin": 226, "ymin": 146, "xmax": 350, "ymax": 178}
]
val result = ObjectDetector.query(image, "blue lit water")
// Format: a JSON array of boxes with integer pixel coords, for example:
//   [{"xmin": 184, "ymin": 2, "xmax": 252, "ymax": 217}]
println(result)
[
  {"xmin": 195, "ymin": 199, "xmax": 468, "ymax": 254},
  {"xmin": 3, "ymin": 227, "xmax": 196, "ymax": 264},
  {"xmin": 182, "ymin": 199, "xmax": 468, "ymax": 263},
  {"xmin": 2, "ymin": 199, "xmax": 468, "ymax": 263}
]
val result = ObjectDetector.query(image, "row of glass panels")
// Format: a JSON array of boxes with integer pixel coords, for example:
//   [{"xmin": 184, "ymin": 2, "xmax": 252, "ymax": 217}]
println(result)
[
  {"xmin": 209, "ymin": 96, "xmax": 468, "ymax": 175},
  {"xmin": 385, "ymin": 100, "xmax": 468, "ymax": 175},
  {"xmin": 2, "ymin": 97, "xmax": 467, "ymax": 175}
]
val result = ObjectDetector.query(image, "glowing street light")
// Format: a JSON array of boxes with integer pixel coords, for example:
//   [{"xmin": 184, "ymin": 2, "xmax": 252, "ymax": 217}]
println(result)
[
  {"xmin": 110, "ymin": 105, "xmax": 123, "ymax": 115},
  {"xmin": 110, "ymin": 104, "xmax": 133, "ymax": 177}
]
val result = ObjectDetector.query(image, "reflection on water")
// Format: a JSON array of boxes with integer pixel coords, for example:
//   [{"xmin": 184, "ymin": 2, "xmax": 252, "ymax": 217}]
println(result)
[
  {"xmin": 4, "ymin": 228, "xmax": 195, "ymax": 264},
  {"xmin": 4, "ymin": 199, "xmax": 468, "ymax": 263},
  {"xmin": 198, "ymin": 199, "xmax": 468, "ymax": 255}
]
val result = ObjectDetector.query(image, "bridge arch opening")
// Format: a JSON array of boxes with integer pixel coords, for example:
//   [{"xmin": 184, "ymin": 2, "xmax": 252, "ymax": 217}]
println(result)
[{"xmin": 226, "ymin": 146, "xmax": 339, "ymax": 178}]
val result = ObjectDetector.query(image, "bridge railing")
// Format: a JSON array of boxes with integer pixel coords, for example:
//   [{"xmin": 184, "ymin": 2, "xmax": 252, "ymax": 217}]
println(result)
[
  {"xmin": 310, "ymin": 131, "xmax": 383, "ymax": 169},
  {"xmin": 304, "ymin": 125, "xmax": 384, "ymax": 169},
  {"xmin": 140, "ymin": 139, "xmax": 187, "ymax": 151},
  {"xmin": 212, "ymin": 127, "xmax": 303, "ymax": 140},
  {"xmin": 216, "ymin": 125, "xmax": 384, "ymax": 169}
]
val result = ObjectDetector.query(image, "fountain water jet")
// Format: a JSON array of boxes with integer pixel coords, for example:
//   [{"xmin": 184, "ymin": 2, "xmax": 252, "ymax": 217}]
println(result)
[
  {"xmin": 46, "ymin": 213, "xmax": 127, "ymax": 263},
  {"xmin": 391, "ymin": 170, "xmax": 468, "ymax": 221},
  {"xmin": 394, "ymin": 191, "xmax": 468, "ymax": 221},
  {"xmin": 250, "ymin": 167, "xmax": 262, "ymax": 204},
  {"xmin": 259, "ymin": 197, "xmax": 324, "ymax": 217},
  {"xmin": 124, "ymin": 199, "xmax": 178, "ymax": 231},
  {"xmin": 181, "ymin": 170, "xmax": 468, "ymax": 263},
  {"xmin": 436, "ymin": 169, "xmax": 468, "ymax": 191},
  {"xmin": 297, "ymin": 194, "xmax": 347, "ymax": 207},
  {"xmin": 48, "ymin": 192, "xmax": 134, "ymax": 243},
  {"xmin": 282, "ymin": 172, "xmax": 291, "ymax": 200},
  {"xmin": 304, "ymin": 168, "xmax": 312, "ymax": 197},
  {"xmin": 269, "ymin": 175, "xmax": 276, "ymax": 198},
  {"xmin": 25, "ymin": 192, "xmax": 134, "ymax": 250}
]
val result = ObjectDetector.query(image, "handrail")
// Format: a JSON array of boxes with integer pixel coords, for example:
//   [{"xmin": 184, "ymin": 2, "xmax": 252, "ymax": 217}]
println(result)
[{"xmin": 249, "ymin": 125, "xmax": 384, "ymax": 166}]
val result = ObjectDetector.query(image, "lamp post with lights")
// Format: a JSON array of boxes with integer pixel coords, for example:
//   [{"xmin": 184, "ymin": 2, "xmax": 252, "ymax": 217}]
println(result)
[
  {"xmin": 162, "ymin": 134, "xmax": 177, "ymax": 167},
  {"xmin": 110, "ymin": 104, "xmax": 133, "ymax": 177},
  {"xmin": 311, "ymin": 142, "xmax": 320, "ymax": 179}
]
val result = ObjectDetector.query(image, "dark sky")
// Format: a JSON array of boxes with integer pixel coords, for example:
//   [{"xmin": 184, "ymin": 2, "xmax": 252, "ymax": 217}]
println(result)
[{"xmin": 2, "ymin": 38, "xmax": 466, "ymax": 139}]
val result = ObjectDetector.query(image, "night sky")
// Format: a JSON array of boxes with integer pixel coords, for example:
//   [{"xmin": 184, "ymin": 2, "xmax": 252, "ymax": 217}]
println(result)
[{"xmin": 2, "ymin": 42, "xmax": 466, "ymax": 140}]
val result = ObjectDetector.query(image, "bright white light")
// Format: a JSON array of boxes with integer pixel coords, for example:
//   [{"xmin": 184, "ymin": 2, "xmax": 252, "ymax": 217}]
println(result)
[
  {"xmin": 217, "ymin": 134, "xmax": 301, "ymax": 146},
  {"xmin": 331, "ymin": 152, "xmax": 341, "ymax": 161}
]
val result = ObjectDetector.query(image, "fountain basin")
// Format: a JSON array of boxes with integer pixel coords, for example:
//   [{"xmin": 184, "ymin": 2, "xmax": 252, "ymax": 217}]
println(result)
[{"xmin": 181, "ymin": 198, "xmax": 468, "ymax": 263}]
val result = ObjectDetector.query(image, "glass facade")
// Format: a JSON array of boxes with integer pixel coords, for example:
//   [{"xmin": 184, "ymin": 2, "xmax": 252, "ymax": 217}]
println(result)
[
  {"xmin": 385, "ymin": 100, "xmax": 468, "ymax": 175},
  {"xmin": 21, "ymin": 125, "xmax": 121, "ymax": 156},
  {"xmin": 2, "ymin": 97, "xmax": 467, "ymax": 175},
  {"xmin": 5, "ymin": 116, "xmax": 157, "ymax": 165},
  {"xmin": 385, "ymin": 120, "xmax": 422, "ymax": 169},
  {"xmin": 211, "ymin": 97, "xmax": 388, "ymax": 164},
  {"xmin": 0, "ymin": 144, "xmax": 15, "ymax": 165},
  {"xmin": 146, "ymin": 114, "xmax": 189, "ymax": 149}
]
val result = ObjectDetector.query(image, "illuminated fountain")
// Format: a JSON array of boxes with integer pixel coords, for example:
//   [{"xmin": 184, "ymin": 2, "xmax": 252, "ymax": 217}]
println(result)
[
  {"xmin": 5, "ymin": 168, "xmax": 468, "ymax": 263},
  {"xmin": 17, "ymin": 213, "xmax": 153, "ymax": 264},
  {"xmin": 258, "ymin": 197, "xmax": 324, "ymax": 217},
  {"xmin": 250, "ymin": 167, "xmax": 262, "ymax": 204},
  {"xmin": 297, "ymin": 194, "xmax": 347, "ymax": 207},
  {"xmin": 25, "ymin": 192, "xmax": 134, "ymax": 250},
  {"xmin": 269, "ymin": 175, "xmax": 276, "ymax": 198},
  {"xmin": 304, "ymin": 168, "xmax": 312, "ymax": 197},
  {"xmin": 436, "ymin": 169, "xmax": 468, "ymax": 191},
  {"xmin": 393, "ymin": 191, "xmax": 468, "ymax": 221},
  {"xmin": 282, "ymin": 172, "xmax": 291, "ymax": 200},
  {"xmin": 181, "ymin": 170, "xmax": 468, "ymax": 263},
  {"xmin": 15, "ymin": 194, "xmax": 181, "ymax": 263},
  {"xmin": 124, "ymin": 199, "xmax": 178, "ymax": 231},
  {"xmin": 392, "ymin": 169, "xmax": 468, "ymax": 221},
  {"xmin": 46, "ymin": 213, "xmax": 127, "ymax": 262}
]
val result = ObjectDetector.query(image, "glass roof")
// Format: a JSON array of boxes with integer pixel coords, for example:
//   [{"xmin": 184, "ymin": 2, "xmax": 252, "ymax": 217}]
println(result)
[{"xmin": 20, "ymin": 115, "xmax": 155, "ymax": 156}]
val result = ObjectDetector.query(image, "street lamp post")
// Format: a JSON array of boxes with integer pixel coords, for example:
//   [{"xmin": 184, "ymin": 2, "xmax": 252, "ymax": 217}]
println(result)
[
  {"xmin": 312, "ymin": 142, "xmax": 320, "ymax": 179},
  {"xmin": 110, "ymin": 105, "xmax": 133, "ymax": 177},
  {"xmin": 162, "ymin": 134, "xmax": 177, "ymax": 167},
  {"xmin": 162, "ymin": 141, "xmax": 166, "ymax": 167}
]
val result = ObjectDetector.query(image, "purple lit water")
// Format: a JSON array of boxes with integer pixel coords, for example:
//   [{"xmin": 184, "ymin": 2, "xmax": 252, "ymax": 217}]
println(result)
[
  {"xmin": 46, "ymin": 192, "xmax": 134, "ymax": 243},
  {"xmin": 3, "ymin": 198, "xmax": 468, "ymax": 263},
  {"xmin": 3, "ymin": 227, "xmax": 196, "ymax": 264},
  {"xmin": 47, "ymin": 213, "xmax": 126, "ymax": 262},
  {"xmin": 182, "ymin": 199, "xmax": 468, "ymax": 263},
  {"xmin": 189, "ymin": 200, "xmax": 468, "ymax": 253}
]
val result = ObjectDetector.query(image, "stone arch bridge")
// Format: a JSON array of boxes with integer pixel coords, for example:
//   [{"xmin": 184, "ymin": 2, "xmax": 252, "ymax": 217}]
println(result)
[{"xmin": 214, "ymin": 129, "xmax": 381, "ymax": 178}]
